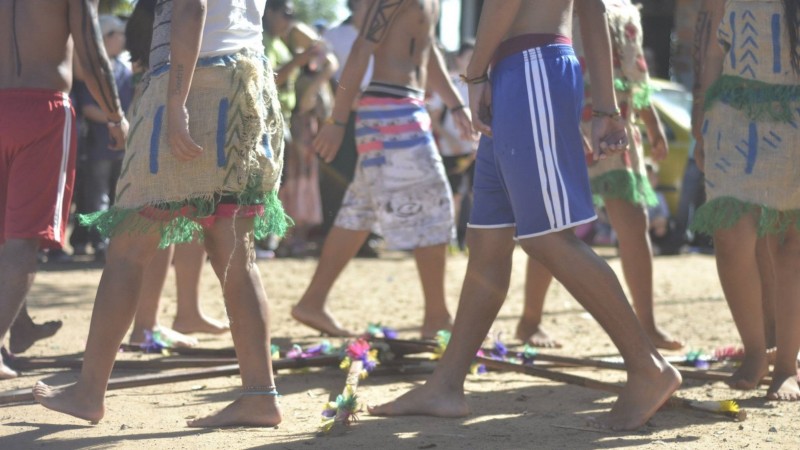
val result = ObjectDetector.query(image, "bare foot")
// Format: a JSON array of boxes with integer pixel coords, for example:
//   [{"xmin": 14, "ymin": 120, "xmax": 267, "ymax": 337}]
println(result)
[
  {"xmin": 421, "ymin": 316, "xmax": 453, "ymax": 341},
  {"xmin": 0, "ymin": 359, "xmax": 18, "ymax": 379},
  {"xmin": 32, "ymin": 381, "xmax": 104, "ymax": 424},
  {"xmin": 767, "ymin": 371, "xmax": 800, "ymax": 401},
  {"xmin": 368, "ymin": 383, "xmax": 469, "ymax": 417},
  {"xmin": 187, "ymin": 395, "xmax": 282, "ymax": 427},
  {"xmin": 10, "ymin": 319, "xmax": 63, "ymax": 354},
  {"xmin": 130, "ymin": 326, "xmax": 198, "ymax": 349},
  {"xmin": 172, "ymin": 315, "xmax": 230, "ymax": 335},
  {"xmin": 588, "ymin": 362, "xmax": 681, "ymax": 431},
  {"xmin": 646, "ymin": 327, "xmax": 684, "ymax": 351},
  {"xmin": 515, "ymin": 322, "xmax": 562, "ymax": 348},
  {"xmin": 727, "ymin": 352, "xmax": 769, "ymax": 390},
  {"xmin": 291, "ymin": 305, "xmax": 354, "ymax": 337}
]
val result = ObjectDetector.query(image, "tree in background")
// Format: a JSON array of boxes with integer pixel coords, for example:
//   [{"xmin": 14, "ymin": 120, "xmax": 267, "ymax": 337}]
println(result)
[{"xmin": 99, "ymin": 0, "xmax": 133, "ymax": 15}]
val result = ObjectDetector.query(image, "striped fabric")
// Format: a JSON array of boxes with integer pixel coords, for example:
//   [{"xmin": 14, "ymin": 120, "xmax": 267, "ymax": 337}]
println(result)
[
  {"xmin": 355, "ymin": 97, "xmax": 433, "ymax": 155},
  {"xmin": 469, "ymin": 44, "xmax": 596, "ymax": 239}
]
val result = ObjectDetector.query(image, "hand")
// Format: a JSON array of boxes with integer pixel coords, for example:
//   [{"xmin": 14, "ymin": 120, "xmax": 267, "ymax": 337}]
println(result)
[
  {"xmin": 648, "ymin": 127, "xmax": 669, "ymax": 162},
  {"xmin": 313, "ymin": 123, "xmax": 346, "ymax": 163},
  {"xmin": 451, "ymin": 107, "xmax": 478, "ymax": 142},
  {"xmin": 468, "ymin": 81, "xmax": 492, "ymax": 136},
  {"xmin": 590, "ymin": 116, "xmax": 628, "ymax": 161},
  {"xmin": 107, "ymin": 116, "xmax": 129, "ymax": 151},
  {"xmin": 167, "ymin": 103, "xmax": 203, "ymax": 161},
  {"xmin": 694, "ymin": 135, "xmax": 705, "ymax": 173}
]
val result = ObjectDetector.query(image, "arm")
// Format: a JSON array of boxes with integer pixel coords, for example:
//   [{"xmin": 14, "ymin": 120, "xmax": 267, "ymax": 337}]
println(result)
[
  {"xmin": 68, "ymin": 0, "xmax": 127, "ymax": 149},
  {"xmin": 427, "ymin": 42, "xmax": 474, "ymax": 140},
  {"xmin": 691, "ymin": 0, "xmax": 725, "ymax": 172},
  {"xmin": 576, "ymin": 0, "xmax": 628, "ymax": 160},
  {"xmin": 313, "ymin": 0, "xmax": 408, "ymax": 162},
  {"xmin": 638, "ymin": 103, "xmax": 668, "ymax": 161},
  {"xmin": 166, "ymin": 0, "xmax": 207, "ymax": 162},
  {"xmin": 464, "ymin": 0, "xmax": 522, "ymax": 135}
]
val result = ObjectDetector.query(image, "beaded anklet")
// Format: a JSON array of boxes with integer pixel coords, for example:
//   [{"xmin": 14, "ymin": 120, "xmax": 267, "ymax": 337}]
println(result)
[{"xmin": 241, "ymin": 385, "xmax": 280, "ymax": 396}]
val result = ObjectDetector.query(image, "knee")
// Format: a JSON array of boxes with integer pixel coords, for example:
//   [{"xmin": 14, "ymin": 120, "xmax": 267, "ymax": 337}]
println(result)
[
  {"xmin": 106, "ymin": 236, "xmax": 158, "ymax": 268},
  {"xmin": 775, "ymin": 232, "xmax": 800, "ymax": 262},
  {"xmin": 0, "ymin": 239, "xmax": 39, "ymax": 266}
]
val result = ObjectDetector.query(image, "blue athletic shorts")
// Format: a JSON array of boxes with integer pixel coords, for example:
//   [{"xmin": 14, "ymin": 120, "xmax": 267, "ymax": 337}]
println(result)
[{"xmin": 469, "ymin": 44, "xmax": 596, "ymax": 239}]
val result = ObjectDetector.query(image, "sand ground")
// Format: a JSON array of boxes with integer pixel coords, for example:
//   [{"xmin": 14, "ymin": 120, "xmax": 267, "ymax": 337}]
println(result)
[{"xmin": 1, "ymin": 248, "xmax": 798, "ymax": 449}]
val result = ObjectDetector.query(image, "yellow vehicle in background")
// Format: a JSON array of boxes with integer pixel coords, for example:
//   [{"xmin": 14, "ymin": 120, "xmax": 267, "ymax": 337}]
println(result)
[{"xmin": 642, "ymin": 78, "xmax": 693, "ymax": 214}]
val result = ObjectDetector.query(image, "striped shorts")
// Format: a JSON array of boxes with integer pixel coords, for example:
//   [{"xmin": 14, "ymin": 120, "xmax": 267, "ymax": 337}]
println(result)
[
  {"xmin": 469, "ymin": 44, "xmax": 596, "ymax": 239},
  {"xmin": 334, "ymin": 92, "xmax": 454, "ymax": 250}
]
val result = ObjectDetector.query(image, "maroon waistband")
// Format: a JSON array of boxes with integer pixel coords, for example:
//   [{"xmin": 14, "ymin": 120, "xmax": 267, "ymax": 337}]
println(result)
[{"xmin": 490, "ymin": 33, "xmax": 572, "ymax": 69}]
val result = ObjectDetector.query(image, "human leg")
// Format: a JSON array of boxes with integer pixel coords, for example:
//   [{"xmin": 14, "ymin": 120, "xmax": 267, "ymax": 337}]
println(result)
[
  {"xmin": 34, "ymin": 229, "xmax": 161, "ymax": 422},
  {"xmin": 187, "ymin": 216, "xmax": 280, "ymax": 427},
  {"xmin": 413, "ymin": 243, "xmax": 452, "ymax": 339},
  {"xmin": 9, "ymin": 301, "xmax": 63, "ymax": 354},
  {"xmin": 171, "ymin": 242, "xmax": 229, "ymax": 335},
  {"xmin": 756, "ymin": 238, "xmax": 777, "ymax": 349},
  {"xmin": 515, "ymin": 256, "xmax": 560, "ymax": 348},
  {"xmin": 604, "ymin": 198, "xmax": 683, "ymax": 349},
  {"xmin": 520, "ymin": 230, "xmax": 680, "ymax": 430},
  {"xmin": 369, "ymin": 227, "xmax": 516, "ymax": 417},
  {"xmin": 766, "ymin": 225, "xmax": 800, "ymax": 401},
  {"xmin": 0, "ymin": 239, "xmax": 39, "ymax": 379},
  {"xmin": 128, "ymin": 245, "xmax": 198, "ymax": 347},
  {"xmin": 292, "ymin": 226, "xmax": 369, "ymax": 336},
  {"xmin": 713, "ymin": 212, "xmax": 768, "ymax": 389}
]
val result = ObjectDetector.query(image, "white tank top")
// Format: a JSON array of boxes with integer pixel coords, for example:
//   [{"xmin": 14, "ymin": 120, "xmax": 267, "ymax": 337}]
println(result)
[
  {"xmin": 199, "ymin": 0, "xmax": 266, "ymax": 57},
  {"xmin": 150, "ymin": 0, "xmax": 266, "ymax": 71}
]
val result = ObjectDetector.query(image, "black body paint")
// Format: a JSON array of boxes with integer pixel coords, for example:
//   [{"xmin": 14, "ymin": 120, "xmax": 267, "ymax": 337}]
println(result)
[
  {"xmin": 363, "ymin": 0, "xmax": 405, "ymax": 43},
  {"xmin": 12, "ymin": 0, "xmax": 22, "ymax": 75},
  {"xmin": 79, "ymin": 0, "xmax": 119, "ymax": 113}
]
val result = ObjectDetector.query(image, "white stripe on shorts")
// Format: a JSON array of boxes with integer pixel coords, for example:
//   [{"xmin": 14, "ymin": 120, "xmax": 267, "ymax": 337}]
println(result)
[
  {"xmin": 53, "ymin": 93, "xmax": 72, "ymax": 243},
  {"xmin": 535, "ymin": 48, "xmax": 571, "ymax": 225},
  {"xmin": 523, "ymin": 50, "xmax": 556, "ymax": 229}
]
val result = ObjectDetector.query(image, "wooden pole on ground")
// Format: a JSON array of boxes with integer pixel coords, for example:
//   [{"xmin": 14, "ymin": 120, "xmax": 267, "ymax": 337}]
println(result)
[{"xmin": 0, "ymin": 354, "xmax": 341, "ymax": 406}]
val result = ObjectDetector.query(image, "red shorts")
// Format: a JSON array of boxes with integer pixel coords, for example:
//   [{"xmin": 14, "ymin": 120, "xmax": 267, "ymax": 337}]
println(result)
[{"xmin": 0, "ymin": 89, "xmax": 77, "ymax": 249}]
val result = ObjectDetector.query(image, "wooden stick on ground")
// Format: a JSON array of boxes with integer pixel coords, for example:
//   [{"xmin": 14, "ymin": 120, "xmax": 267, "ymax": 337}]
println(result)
[
  {"xmin": 376, "ymin": 338, "xmax": 747, "ymax": 421},
  {"xmin": 7, "ymin": 357, "xmax": 239, "ymax": 371},
  {"xmin": 477, "ymin": 357, "xmax": 747, "ymax": 421},
  {"xmin": 0, "ymin": 354, "xmax": 342, "ymax": 406},
  {"xmin": 320, "ymin": 359, "xmax": 364, "ymax": 435}
]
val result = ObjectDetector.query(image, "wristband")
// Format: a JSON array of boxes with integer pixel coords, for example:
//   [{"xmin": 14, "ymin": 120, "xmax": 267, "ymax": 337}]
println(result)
[
  {"xmin": 108, "ymin": 114, "xmax": 124, "ymax": 127},
  {"xmin": 449, "ymin": 104, "xmax": 467, "ymax": 113},
  {"xmin": 459, "ymin": 73, "xmax": 489, "ymax": 85},
  {"xmin": 591, "ymin": 108, "xmax": 622, "ymax": 119},
  {"xmin": 324, "ymin": 116, "xmax": 347, "ymax": 128}
]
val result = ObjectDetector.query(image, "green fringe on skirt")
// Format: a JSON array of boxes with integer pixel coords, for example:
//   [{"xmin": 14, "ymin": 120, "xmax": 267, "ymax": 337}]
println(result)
[
  {"xmin": 613, "ymin": 78, "xmax": 653, "ymax": 110},
  {"xmin": 79, "ymin": 191, "xmax": 291, "ymax": 249},
  {"xmin": 704, "ymin": 75, "xmax": 800, "ymax": 122},
  {"xmin": 690, "ymin": 196, "xmax": 800, "ymax": 236},
  {"xmin": 590, "ymin": 170, "xmax": 659, "ymax": 208}
]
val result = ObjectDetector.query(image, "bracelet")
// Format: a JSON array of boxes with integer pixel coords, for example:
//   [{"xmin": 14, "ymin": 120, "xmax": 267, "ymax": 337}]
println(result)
[
  {"xmin": 591, "ymin": 108, "xmax": 622, "ymax": 119},
  {"xmin": 449, "ymin": 104, "xmax": 467, "ymax": 113},
  {"xmin": 459, "ymin": 73, "xmax": 489, "ymax": 85},
  {"xmin": 324, "ymin": 116, "xmax": 347, "ymax": 128}
]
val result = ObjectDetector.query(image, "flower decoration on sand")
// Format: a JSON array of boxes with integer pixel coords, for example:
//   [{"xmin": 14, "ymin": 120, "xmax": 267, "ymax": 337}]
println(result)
[
  {"xmin": 140, "ymin": 329, "xmax": 169, "ymax": 354},
  {"xmin": 340, "ymin": 338, "xmax": 378, "ymax": 379},
  {"xmin": 365, "ymin": 323, "xmax": 398, "ymax": 339},
  {"xmin": 432, "ymin": 330, "xmax": 451, "ymax": 360},
  {"xmin": 286, "ymin": 341, "xmax": 333, "ymax": 359},
  {"xmin": 683, "ymin": 349, "xmax": 713, "ymax": 369},
  {"xmin": 319, "ymin": 385, "xmax": 360, "ymax": 432}
]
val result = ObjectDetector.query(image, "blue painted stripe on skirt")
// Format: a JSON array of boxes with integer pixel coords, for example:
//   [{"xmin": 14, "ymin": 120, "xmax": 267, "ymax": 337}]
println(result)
[
  {"xmin": 382, "ymin": 134, "xmax": 432, "ymax": 150},
  {"xmin": 150, "ymin": 105, "xmax": 165, "ymax": 174},
  {"xmin": 357, "ymin": 108, "xmax": 422, "ymax": 120},
  {"xmin": 217, "ymin": 98, "xmax": 229, "ymax": 167},
  {"xmin": 261, "ymin": 134, "xmax": 272, "ymax": 158}
]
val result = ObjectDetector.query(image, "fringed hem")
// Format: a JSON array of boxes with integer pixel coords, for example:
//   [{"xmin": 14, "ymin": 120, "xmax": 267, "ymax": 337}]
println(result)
[
  {"xmin": 79, "ymin": 191, "xmax": 291, "ymax": 249},
  {"xmin": 690, "ymin": 197, "xmax": 800, "ymax": 236},
  {"xmin": 704, "ymin": 75, "xmax": 800, "ymax": 122},
  {"xmin": 614, "ymin": 78, "xmax": 653, "ymax": 110},
  {"xmin": 590, "ymin": 170, "xmax": 659, "ymax": 208}
]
